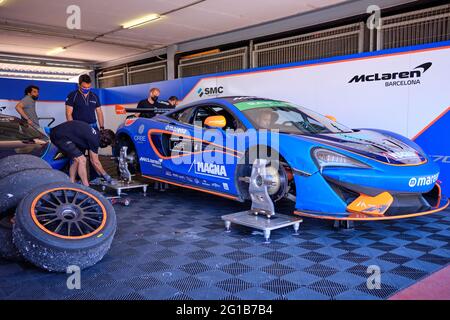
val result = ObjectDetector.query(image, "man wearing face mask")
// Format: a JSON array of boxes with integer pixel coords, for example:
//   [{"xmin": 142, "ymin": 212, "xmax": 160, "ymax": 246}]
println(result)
[
  {"xmin": 136, "ymin": 88, "xmax": 171, "ymax": 118},
  {"xmin": 15, "ymin": 85, "xmax": 40, "ymax": 126},
  {"xmin": 65, "ymin": 74, "xmax": 105, "ymax": 131},
  {"xmin": 65, "ymin": 74, "xmax": 105, "ymax": 182}
]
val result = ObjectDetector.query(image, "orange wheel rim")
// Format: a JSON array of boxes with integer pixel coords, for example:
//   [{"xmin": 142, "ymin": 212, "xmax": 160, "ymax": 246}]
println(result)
[{"xmin": 30, "ymin": 187, "xmax": 107, "ymax": 240}]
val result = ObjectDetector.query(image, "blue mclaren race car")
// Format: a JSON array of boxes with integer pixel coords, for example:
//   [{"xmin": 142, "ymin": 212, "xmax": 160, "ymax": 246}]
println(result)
[{"xmin": 115, "ymin": 96, "xmax": 448, "ymax": 221}]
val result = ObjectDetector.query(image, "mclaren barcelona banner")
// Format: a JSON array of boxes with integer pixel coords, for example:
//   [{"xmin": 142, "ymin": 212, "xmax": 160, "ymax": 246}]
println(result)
[{"xmin": 177, "ymin": 43, "xmax": 450, "ymax": 196}]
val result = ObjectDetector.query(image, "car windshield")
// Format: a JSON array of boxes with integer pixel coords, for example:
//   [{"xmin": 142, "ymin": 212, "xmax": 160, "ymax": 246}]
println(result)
[
  {"xmin": 236, "ymin": 100, "xmax": 352, "ymax": 134},
  {"xmin": 0, "ymin": 117, "xmax": 47, "ymax": 141}
]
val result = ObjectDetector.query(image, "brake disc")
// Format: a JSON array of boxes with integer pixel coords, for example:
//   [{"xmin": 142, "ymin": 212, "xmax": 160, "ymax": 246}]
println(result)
[{"xmin": 265, "ymin": 165, "xmax": 281, "ymax": 195}]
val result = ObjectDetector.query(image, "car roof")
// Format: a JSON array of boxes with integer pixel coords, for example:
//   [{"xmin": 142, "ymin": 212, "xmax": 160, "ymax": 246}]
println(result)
[
  {"xmin": 220, "ymin": 96, "xmax": 280, "ymax": 103},
  {"xmin": 180, "ymin": 96, "xmax": 282, "ymax": 108},
  {"xmin": 200, "ymin": 96, "xmax": 280, "ymax": 104},
  {"xmin": 170, "ymin": 96, "xmax": 287, "ymax": 130}
]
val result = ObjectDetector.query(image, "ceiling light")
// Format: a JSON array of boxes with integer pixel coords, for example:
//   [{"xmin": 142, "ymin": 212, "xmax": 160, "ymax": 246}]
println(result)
[
  {"xmin": 121, "ymin": 14, "xmax": 161, "ymax": 29},
  {"xmin": 0, "ymin": 0, "xmax": 5, "ymax": 5},
  {"xmin": 0, "ymin": 72, "xmax": 73, "ymax": 81},
  {"xmin": 46, "ymin": 47, "xmax": 66, "ymax": 56}
]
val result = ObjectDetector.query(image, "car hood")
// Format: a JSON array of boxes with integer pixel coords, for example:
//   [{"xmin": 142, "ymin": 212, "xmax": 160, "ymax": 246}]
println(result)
[
  {"xmin": 0, "ymin": 139, "xmax": 49, "ymax": 159},
  {"xmin": 290, "ymin": 129, "xmax": 426, "ymax": 165}
]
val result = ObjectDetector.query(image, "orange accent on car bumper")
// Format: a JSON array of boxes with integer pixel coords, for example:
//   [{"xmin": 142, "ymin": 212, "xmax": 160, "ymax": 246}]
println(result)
[
  {"xmin": 294, "ymin": 198, "xmax": 449, "ymax": 221},
  {"xmin": 346, "ymin": 192, "xmax": 394, "ymax": 216},
  {"xmin": 435, "ymin": 183, "xmax": 442, "ymax": 208}
]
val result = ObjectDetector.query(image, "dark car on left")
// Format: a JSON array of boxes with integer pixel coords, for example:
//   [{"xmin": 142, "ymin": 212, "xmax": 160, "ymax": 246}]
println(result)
[{"xmin": 0, "ymin": 114, "xmax": 68, "ymax": 169}]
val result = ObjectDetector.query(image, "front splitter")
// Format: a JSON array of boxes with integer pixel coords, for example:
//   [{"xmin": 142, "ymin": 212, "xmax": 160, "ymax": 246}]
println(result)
[{"xmin": 294, "ymin": 198, "xmax": 449, "ymax": 221}]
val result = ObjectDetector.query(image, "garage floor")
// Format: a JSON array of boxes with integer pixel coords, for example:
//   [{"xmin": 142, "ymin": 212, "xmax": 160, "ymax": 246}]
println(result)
[{"xmin": 0, "ymin": 185, "xmax": 449, "ymax": 300}]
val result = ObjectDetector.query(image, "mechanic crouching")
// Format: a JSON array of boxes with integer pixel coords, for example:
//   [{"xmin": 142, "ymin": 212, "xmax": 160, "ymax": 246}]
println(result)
[{"xmin": 50, "ymin": 120, "xmax": 116, "ymax": 186}]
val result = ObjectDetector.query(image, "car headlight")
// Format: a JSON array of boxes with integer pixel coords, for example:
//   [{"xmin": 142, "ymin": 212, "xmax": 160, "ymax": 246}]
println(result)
[
  {"xmin": 313, "ymin": 148, "xmax": 370, "ymax": 169},
  {"xmin": 53, "ymin": 152, "xmax": 65, "ymax": 160}
]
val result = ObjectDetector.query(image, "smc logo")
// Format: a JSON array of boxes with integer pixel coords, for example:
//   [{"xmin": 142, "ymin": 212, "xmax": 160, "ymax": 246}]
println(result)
[{"xmin": 197, "ymin": 86, "xmax": 224, "ymax": 97}]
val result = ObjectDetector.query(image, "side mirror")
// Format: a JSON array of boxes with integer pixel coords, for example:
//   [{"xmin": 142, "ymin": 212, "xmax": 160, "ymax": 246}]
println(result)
[
  {"xmin": 325, "ymin": 115, "xmax": 337, "ymax": 122},
  {"xmin": 204, "ymin": 115, "xmax": 226, "ymax": 128}
]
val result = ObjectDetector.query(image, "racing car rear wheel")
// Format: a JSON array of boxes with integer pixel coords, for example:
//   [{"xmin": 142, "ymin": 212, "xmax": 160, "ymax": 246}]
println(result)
[
  {"xmin": 0, "ymin": 154, "xmax": 50, "ymax": 180},
  {"xmin": 115, "ymin": 136, "xmax": 140, "ymax": 175},
  {"xmin": 12, "ymin": 181, "xmax": 117, "ymax": 272}
]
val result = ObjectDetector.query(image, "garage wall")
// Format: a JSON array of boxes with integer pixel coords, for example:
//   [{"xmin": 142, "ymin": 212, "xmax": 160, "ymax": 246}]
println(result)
[
  {"xmin": 0, "ymin": 41, "xmax": 449, "ymax": 196},
  {"xmin": 0, "ymin": 78, "xmax": 79, "ymax": 127}
]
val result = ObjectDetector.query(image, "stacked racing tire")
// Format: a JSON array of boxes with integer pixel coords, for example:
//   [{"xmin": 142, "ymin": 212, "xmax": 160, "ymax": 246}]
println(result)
[
  {"xmin": 0, "ymin": 154, "xmax": 68, "ymax": 215},
  {"xmin": 13, "ymin": 182, "xmax": 117, "ymax": 272},
  {"xmin": 0, "ymin": 155, "xmax": 117, "ymax": 272}
]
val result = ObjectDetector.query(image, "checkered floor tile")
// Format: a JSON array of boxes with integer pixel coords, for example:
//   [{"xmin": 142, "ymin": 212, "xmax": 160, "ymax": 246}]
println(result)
[{"xmin": 0, "ymin": 187, "xmax": 449, "ymax": 300}]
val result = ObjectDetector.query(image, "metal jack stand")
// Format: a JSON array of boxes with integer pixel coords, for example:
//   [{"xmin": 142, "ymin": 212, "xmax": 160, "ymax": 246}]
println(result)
[
  {"xmin": 99, "ymin": 146, "xmax": 148, "ymax": 197},
  {"xmin": 221, "ymin": 159, "xmax": 303, "ymax": 243}
]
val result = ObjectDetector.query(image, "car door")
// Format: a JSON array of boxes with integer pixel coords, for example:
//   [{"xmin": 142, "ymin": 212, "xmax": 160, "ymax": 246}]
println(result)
[
  {"xmin": 146, "ymin": 106, "xmax": 196, "ymax": 183},
  {"xmin": 183, "ymin": 104, "xmax": 243, "ymax": 194},
  {"xmin": 150, "ymin": 103, "xmax": 243, "ymax": 195}
]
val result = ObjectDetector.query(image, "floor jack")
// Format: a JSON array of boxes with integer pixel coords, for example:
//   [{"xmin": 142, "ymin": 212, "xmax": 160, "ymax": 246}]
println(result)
[
  {"xmin": 93, "ymin": 146, "xmax": 148, "ymax": 205},
  {"xmin": 221, "ymin": 159, "xmax": 303, "ymax": 243}
]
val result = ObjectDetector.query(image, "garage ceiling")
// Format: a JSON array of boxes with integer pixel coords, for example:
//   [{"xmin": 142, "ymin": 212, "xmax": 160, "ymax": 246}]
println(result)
[{"xmin": 0, "ymin": 0, "xmax": 348, "ymax": 65}]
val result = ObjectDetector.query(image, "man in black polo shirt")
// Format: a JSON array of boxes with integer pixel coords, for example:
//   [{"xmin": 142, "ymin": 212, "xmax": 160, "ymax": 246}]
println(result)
[
  {"xmin": 65, "ymin": 74, "xmax": 105, "ymax": 130},
  {"xmin": 136, "ymin": 88, "xmax": 174, "ymax": 118},
  {"xmin": 50, "ymin": 120, "xmax": 116, "ymax": 186}
]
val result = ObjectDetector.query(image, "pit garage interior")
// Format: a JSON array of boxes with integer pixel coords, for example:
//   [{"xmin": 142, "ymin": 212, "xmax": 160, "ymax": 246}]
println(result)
[{"xmin": 0, "ymin": 0, "xmax": 449, "ymax": 300}]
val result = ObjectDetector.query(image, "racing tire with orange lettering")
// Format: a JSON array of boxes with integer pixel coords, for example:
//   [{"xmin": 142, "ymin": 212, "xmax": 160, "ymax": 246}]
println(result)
[{"xmin": 12, "ymin": 182, "xmax": 117, "ymax": 272}]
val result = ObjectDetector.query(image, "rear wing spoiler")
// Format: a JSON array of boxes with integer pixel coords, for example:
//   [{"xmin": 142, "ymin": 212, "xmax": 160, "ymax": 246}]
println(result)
[{"xmin": 115, "ymin": 105, "xmax": 174, "ymax": 115}]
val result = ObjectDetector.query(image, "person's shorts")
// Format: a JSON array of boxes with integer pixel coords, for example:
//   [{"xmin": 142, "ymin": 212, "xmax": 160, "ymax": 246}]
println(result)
[{"xmin": 50, "ymin": 135, "xmax": 83, "ymax": 160}]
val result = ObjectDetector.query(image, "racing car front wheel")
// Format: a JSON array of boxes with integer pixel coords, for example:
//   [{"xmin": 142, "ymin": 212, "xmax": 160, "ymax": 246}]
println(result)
[
  {"xmin": 261, "ymin": 160, "xmax": 289, "ymax": 202},
  {"xmin": 238, "ymin": 152, "xmax": 290, "ymax": 202},
  {"xmin": 115, "ymin": 136, "xmax": 140, "ymax": 175},
  {"xmin": 13, "ymin": 182, "xmax": 117, "ymax": 272}
]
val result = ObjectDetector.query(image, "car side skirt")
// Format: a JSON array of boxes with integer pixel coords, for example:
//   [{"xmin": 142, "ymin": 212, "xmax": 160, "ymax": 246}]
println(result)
[{"xmin": 142, "ymin": 175, "xmax": 241, "ymax": 201}]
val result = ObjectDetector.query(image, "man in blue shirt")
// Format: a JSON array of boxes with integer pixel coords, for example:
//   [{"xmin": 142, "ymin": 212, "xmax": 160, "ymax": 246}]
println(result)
[
  {"xmin": 65, "ymin": 74, "xmax": 105, "ymax": 181},
  {"xmin": 65, "ymin": 74, "xmax": 105, "ymax": 130},
  {"xmin": 50, "ymin": 120, "xmax": 116, "ymax": 186}
]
